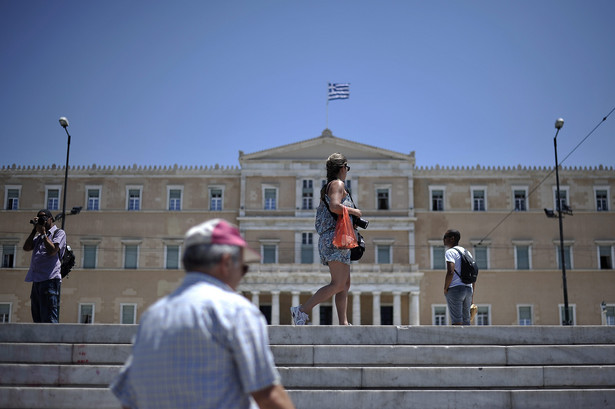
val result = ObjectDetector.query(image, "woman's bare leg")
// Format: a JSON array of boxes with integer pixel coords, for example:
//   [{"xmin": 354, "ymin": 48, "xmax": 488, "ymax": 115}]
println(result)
[{"xmin": 300, "ymin": 261, "xmax": 351, "ymax": 324}]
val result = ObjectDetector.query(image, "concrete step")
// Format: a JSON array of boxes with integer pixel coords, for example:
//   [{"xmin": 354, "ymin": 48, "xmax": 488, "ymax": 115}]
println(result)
[{"xmin": 1, "ymin": 387, "xmax": 614, "ymax": 409}]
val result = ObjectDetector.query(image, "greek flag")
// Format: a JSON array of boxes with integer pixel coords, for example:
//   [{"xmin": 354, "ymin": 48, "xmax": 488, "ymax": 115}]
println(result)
[{"xmin": 328, "ymin": 83, "xmax": 350, "ymax": 101}]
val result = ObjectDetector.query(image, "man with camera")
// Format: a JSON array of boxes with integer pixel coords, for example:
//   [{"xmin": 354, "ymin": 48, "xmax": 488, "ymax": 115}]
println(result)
[{"xmin": 23, "ymin": 209, "xmax": 65, "ymax": 323}]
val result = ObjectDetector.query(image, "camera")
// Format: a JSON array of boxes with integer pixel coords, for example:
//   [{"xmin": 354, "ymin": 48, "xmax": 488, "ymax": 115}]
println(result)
[
  {"xmin": 353, "ymin": 216, "xmax": 369, "ymax": 229},
  {"xmin": 30, "ymin": 216, "xmax": 48, "ymax": 226}
]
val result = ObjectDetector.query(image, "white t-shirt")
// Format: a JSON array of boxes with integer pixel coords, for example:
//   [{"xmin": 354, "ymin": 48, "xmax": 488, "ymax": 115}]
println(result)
[{"xmin": 445, "ymin": 246, "xmax": 473, "ymax": 288}]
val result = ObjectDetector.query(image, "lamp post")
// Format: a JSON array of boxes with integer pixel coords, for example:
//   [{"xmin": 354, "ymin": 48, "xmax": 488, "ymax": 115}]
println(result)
[
  {"xmin": 553, "ymin": 117, "xmax": 571, "ymax": 325},
  {"xmin": 59, "ymin": 117, "xmax": 71, "ymax": 230}
]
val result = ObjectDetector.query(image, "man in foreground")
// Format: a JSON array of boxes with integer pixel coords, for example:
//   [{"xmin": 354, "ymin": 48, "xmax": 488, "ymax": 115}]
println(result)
[{"xmin": 111, "ymin": 218, "xmax": 296, "ymax": 409}]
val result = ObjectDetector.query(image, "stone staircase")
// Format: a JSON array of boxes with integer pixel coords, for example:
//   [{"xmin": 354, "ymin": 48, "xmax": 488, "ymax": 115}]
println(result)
[{"xmin": 1, "ymin": 324, "xmax": 614, "ymax": 409}]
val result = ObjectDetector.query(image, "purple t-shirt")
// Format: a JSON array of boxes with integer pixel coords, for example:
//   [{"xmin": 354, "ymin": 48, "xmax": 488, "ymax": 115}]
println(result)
[{"xmin": 25, "ymin": 225, "xmax": 65, "ymax": 282}]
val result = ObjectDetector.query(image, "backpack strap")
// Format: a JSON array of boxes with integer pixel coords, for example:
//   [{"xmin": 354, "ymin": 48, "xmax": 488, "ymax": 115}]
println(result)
[
  {"xmin": 452, "ymin": 247, "xmax": 464, "ymax": 278},
  {"xmin": 52, "ymin": 228, "xmax": 66, "ymax": 261}
]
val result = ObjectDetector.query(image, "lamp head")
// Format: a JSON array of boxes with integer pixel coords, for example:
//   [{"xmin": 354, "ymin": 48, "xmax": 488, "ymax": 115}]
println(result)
[
  {"xmin": 59, "ymin": 117, "xmax": 69, "ymax": 128},
  {"xmin": 555, "ymin": 118, "xmax": 564, "ymax": 130}
]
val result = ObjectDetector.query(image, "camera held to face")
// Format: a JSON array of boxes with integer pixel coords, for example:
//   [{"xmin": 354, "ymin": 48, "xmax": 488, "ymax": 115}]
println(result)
[
  {"xmin": 30, "ymin": 216, "xmax": 48, "ymax": 226},
  {"xmin": 353, "ymin": 216, "xmax": 369, "ymax": 229}
]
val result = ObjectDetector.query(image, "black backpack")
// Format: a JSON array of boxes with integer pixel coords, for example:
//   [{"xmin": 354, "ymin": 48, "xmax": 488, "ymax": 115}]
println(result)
[
  {"xmin": 453, "ymin": 247, "xmax": 479, "ymax": 284},
  {"xmin": 53, "ymin": 229, "xmax": 75, "ymax": 278}
]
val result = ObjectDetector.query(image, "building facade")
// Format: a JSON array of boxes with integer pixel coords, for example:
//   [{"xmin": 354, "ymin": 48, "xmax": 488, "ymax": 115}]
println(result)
[{"xmin": 1, "ymin": 129, "xmax": 614, "ymax": 325}]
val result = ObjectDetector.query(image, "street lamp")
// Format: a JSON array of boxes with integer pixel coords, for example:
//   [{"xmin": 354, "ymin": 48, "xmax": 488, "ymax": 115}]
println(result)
[
  {"xmin": 553, "ymin": 117, "xmax": 571, "ymax": 325},
  {"xmin": 58, "ymin": 117, "xmax": 71, "ymax": 230}
]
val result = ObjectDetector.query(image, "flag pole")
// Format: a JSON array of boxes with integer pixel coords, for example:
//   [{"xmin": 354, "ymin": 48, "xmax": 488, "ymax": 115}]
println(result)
[{"xmin": 326, "ymin": 83, "xmax": 329, "ymax": 129}]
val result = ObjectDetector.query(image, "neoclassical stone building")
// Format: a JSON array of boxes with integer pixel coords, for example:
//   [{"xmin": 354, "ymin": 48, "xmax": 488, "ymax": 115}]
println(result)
[{"xmin": 1, "ymin": 129, "xmax": 614, "ymax": 325}]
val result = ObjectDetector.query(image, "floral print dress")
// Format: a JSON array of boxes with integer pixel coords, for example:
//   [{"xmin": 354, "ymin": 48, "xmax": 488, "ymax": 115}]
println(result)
[{"xmin": 315, "ymin": 191, "xmax": 355, "ymax": 266}]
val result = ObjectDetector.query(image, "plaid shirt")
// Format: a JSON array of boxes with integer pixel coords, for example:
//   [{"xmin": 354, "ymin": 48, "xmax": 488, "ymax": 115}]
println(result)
[{"xmin": 110, "ymin": 273, "xmax": 280, "ymax": 409}]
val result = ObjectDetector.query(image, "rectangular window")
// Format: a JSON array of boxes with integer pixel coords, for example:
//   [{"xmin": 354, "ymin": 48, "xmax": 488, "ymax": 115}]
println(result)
[
  {"xmin": 472, "ymin": 189, "xmax": 486, "ymax": 211},
  {"xmin": 83, "ymin": 244, "xmax": 97, "ymax": 269},
  {"xmin": 431, "ymin": 189, "xmax": 444, "ymax": 211},
  {"xmin": 2, "ymin": 245, "xmax": 16, "ymax": 268},
  {"xmin": 556, "ymin": 246, "xmax": 572, "ymax": 270},
  {"xmin": 166, "ymin": 245, "xmax": 180, "ymax": 269},
  {"xmin": 473, "ymin": 246, "xmax": 488, "ymax": 270},
  {"xmin": 319, "ymin": 305, "xmax": 333, "ymax": 325},
  {"xmin": 377, "ymin": 188, "xmax": 390, "ymax": 210},
  {"xmin": 518, "ymin": 305, "xmax": 533, "ymax": 325},
  {"xmin": 121, "ymin": 304, "xmax": 137, "ymax": 324},
  {"xmin": 514, "ymin": 189, "xmax": 527, "ymax": 211},
  {"xmin": 433, "ymin": 305, "xmax": 447, "ymax": 326},
  {"xmin": 599, "ymin": 246, "xmax": 613, "ymax": 269},
  {"xmin": 476, "ymin": 306, "xmax": 490, "ymax": 325},
  {"xmin": 605, "ymin": 306, "xmax": 615, "ymax": 326},
  {"xmin": 559, "ymin": 304, "xmax": 575, "ymax": 325},
  {"xmin": 127, "ymin": 188, "xmax": 141, "ymax": 211},
  {"xmin": 0, "ymin": 303, "xmax": 11, "ymax": 323},
  {"xmin": 6, "ymin": 188, "xmax": 19, "ymax": 210},
  {"xmin": 380, "ymin": 306, "xmax": 393, "ymax": 325},
  {"xmin": 432, "ymin": 245, "xmax": 445, "ymax": 269},
  {"xmin": 262, "ymin": 244, "xmax": 277, "ymax": 263},
  {"xmin": 554, "ymin": 187, "xmax": 569, "ymax": 212},
  {"xmin": 86, "ymin": 188, "xmax": 100, "ymax": 211},
  {"xmin": 596, "ymin": 189, "xmax": 609, "ymax": 211},
  {"xmin": 79, "ymin": 304, "xmax": 95, "ymax": 324},
  {"xmin": 124, "ymin": 245, "xmax": 138, "ymax": 269},
  {"xmin": 46, "ymin": 188, "xmax": 60, "ymax": 211},
  {"xmin": 210, "ymin": 188, "xmax": 223, "ymax": 211},
  {"xmin": 168, "ymin": 189, "xmax": 182, "ymax": 211},
  {"xmin": 302, "ymin": 180, "xmax": 313, "ymax": 210},
  {"xmin": 377, "ymin": 245, "xmax": 391, "ymax": 264},
  {"xmin": 264, "ymin": 188, "xmax": 277, "ymax": 210},
  {"xmin": 301, "ymin": 233, "xmax": 313, "ymax": 264},
  {"xmin": 515, "ymin": 245, "xmax": 530, "ymax": 270}
]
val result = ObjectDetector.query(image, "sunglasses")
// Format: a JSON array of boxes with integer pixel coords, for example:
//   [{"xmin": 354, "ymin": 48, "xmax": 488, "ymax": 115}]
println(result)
[{"xmin": 344, "ymin": 164, "xmax": 350, "ymax": 171}]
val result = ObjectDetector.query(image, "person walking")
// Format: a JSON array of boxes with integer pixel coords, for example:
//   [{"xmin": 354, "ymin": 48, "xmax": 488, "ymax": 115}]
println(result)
[
  {"xmin": 443, "ymin": 229, "xmax": 475, "ymax": 325},
  {"xmin": 290, "ymin": 153, "xmax": 362, "ymax": 326},
  {"xmin": 111, "ymin": 218, "xmax": 296, "ymax": 409}
]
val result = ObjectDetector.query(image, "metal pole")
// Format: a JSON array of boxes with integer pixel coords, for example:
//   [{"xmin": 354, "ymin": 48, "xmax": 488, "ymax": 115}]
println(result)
[
  {"xmin": 554, "ymin": 126, "xmax": 570, "ymax": 325},
  {"xmin": 61, "ymin": 126, "xmax": 71, "ymax": 230}
]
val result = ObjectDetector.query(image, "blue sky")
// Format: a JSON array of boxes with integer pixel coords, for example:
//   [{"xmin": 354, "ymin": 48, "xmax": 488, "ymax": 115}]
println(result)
[{"xmin": 1, "ymin": 0, "xmax": 614, "ymax": 169}]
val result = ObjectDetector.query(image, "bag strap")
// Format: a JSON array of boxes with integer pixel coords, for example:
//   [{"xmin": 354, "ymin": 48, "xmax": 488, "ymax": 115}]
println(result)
[
  {"xmin": 324, "ymin": 180, "xmax": 355, "ymax": 220},
  {"xmin": 52, "ymin": 228, "xmax": 66, "ymax": 261},
  {"xmin": 452, "ymin": 247, "xmax": 464, "ymax": 278}
]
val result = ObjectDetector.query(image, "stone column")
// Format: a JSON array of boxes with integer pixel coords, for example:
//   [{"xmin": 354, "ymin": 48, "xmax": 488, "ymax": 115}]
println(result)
[
  {"xmin": 271, "ymin": 291, "xmax": 280, "ymax": 325},
  {"xmin": 352, "ymin": 291, "xmax": 362, "ymax": 325},
  {"xmin": 291, "ymin": 291, "xmax": 300, "ymax": 309},
  {"xmin": 251, "ymin": 291, "xmax": 260, "ymax": 307},
  {"xmin": 332, "ymin": 296, "xmax": 339, "ymax": 325},
  {"xmin": 393, "ymin": 291, "xmax": 402, "ymax": 325},
  {"xmin": 409, "ymin": 291, "xmax": 420, "ymax": 325},
  {"xmin": 372, "ymin": 291, "xmax": 381, "ymax": 325},
  {"xmin": 312, "ymin": 303, "xmax": 320, "ymax": 325}
]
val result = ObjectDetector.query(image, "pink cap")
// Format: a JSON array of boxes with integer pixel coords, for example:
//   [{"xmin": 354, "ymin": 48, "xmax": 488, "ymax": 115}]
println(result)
[{"xmin": 184, "ymin": 219, "xmax": 260, "ymax": 263}]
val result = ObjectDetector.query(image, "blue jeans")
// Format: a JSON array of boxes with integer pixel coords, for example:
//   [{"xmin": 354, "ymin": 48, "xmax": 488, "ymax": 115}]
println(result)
[
  {"xmin": 30, "ymin": 279, "xmax": 61, "ymax": 323},
  {"xmin": 446, "ymin": 285, "xmax": 473, "ymax": 325}
]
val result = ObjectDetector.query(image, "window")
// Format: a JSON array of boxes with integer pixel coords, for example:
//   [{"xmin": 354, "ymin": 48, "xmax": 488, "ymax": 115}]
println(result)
[
  {"xmin": 559, "ymin": 304, "xmax": 576, "ymax": 325},
  {"xmin": 376, "ymin": 188, "xmax": 390, "ymax": 210},
  {"xmin": 515, "ymin": 245, "xmax": 531, "ymax": 270},
  {"xmin": 262, "ymin": 244, "xmax": 277, "ymax": 263},
  {"xmin": 165, "ymin": 245, "xmax": 180, "ymax": 269},
  {"xmin": 121, "ymin": 304, "xmax": 137, "ymax": 324},
  {"xmin": 319, "ymin": 305, "xmax": 333, "ymax": 325},
  {"xmin": 430, "ymin": 187, "xmax": 444, "ymax": 211},
  {"xmin": 0, "ymin": 303, "xmax": 11, "ymax": 323},
  {"xmin": 605, "ymin": 305, "xmax": 615, "ymax": 326},
  {"xmin": 518, "ymin": 305, "xmax": 533, "ymax": 325},
  {"xmin": 598, "ymin": 245, "xmax": 613, "ymax": 269},
  {"xmin": 553, "ymin": 186, "xmax": 569, "ymax": 212},
  {"xmin": 381, "ymin": 306, "xmax": 393, "ymax": 325},
  {"xmin": 556, "ymin": 245, "xmax": 572, "ymax": 270},
  {"xmin": 376, "ymin": 245, "xmax": 392, "ymax": 264},
  {"xmin": 2, "ymin": 244, "xmax": 16, "ymax": 268},
  {"xmin": 86, "ymin": 187, "xmax": 101, "ymax": 211},
  {"xmin": 83, "ymin": 244, "xmax": 97, "ymax": 269},
  {"xmin": 473, "ymin": 246, "xmax": 488, "ymax": 270},
  {"xmin": 127, "ymin": 187, "xmax": 142, "ymax": 211},
  {"xmin": 433, "ymin": 305, "xmax": 447, "ymax": 326},
  {"xmin": 168, "ymin": 187, "xmax": 182, "ymax": 211},
  {"xmin": 5, "ymin": 187, "xmax": 20, "ymax": 210},
  {"xmin": 124, "ymin": 245, "xmax": 139, "ymax": 269},
  {"xmin": 264, "ymin": 187, "xmax": 277, "ymax": 210},
  {"xmin": 209, "ymin": 187, "xmax": 223, "ymax": 211},
  {"xmin": 513, "ymin": 188, "xmax": 528, "ymax": 211},
  {"xmin": 259, "ymin": 305, "xmax": 272, "ymax": 325},
  {"xmin": 476, "ymin": 305, "xmax": 491, "ymax": 325},
  {"xmin": 301, "ymin": 233, "xmax": 313, "ymax": 264},
  {"xmin": 302, "ymin": 180, "xmax": 313, "ymax": 210},
  {"xmin": 46, "ymin": 187, "xmax": 61, "ymax": 211},
  {"xmin": 471, "ymin": 187, "xmax": 486, "ymax": 211},
  {"xmin": 595, "ymin": 188, "xmax": 609, "ymax": 211},
  {"xmin": 431, "ymin": 245, "xmax": 445, "ymax": 269},
  {"xmin": 79, "ymin": 303, "xmax": 95, "ymax": 324}
]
